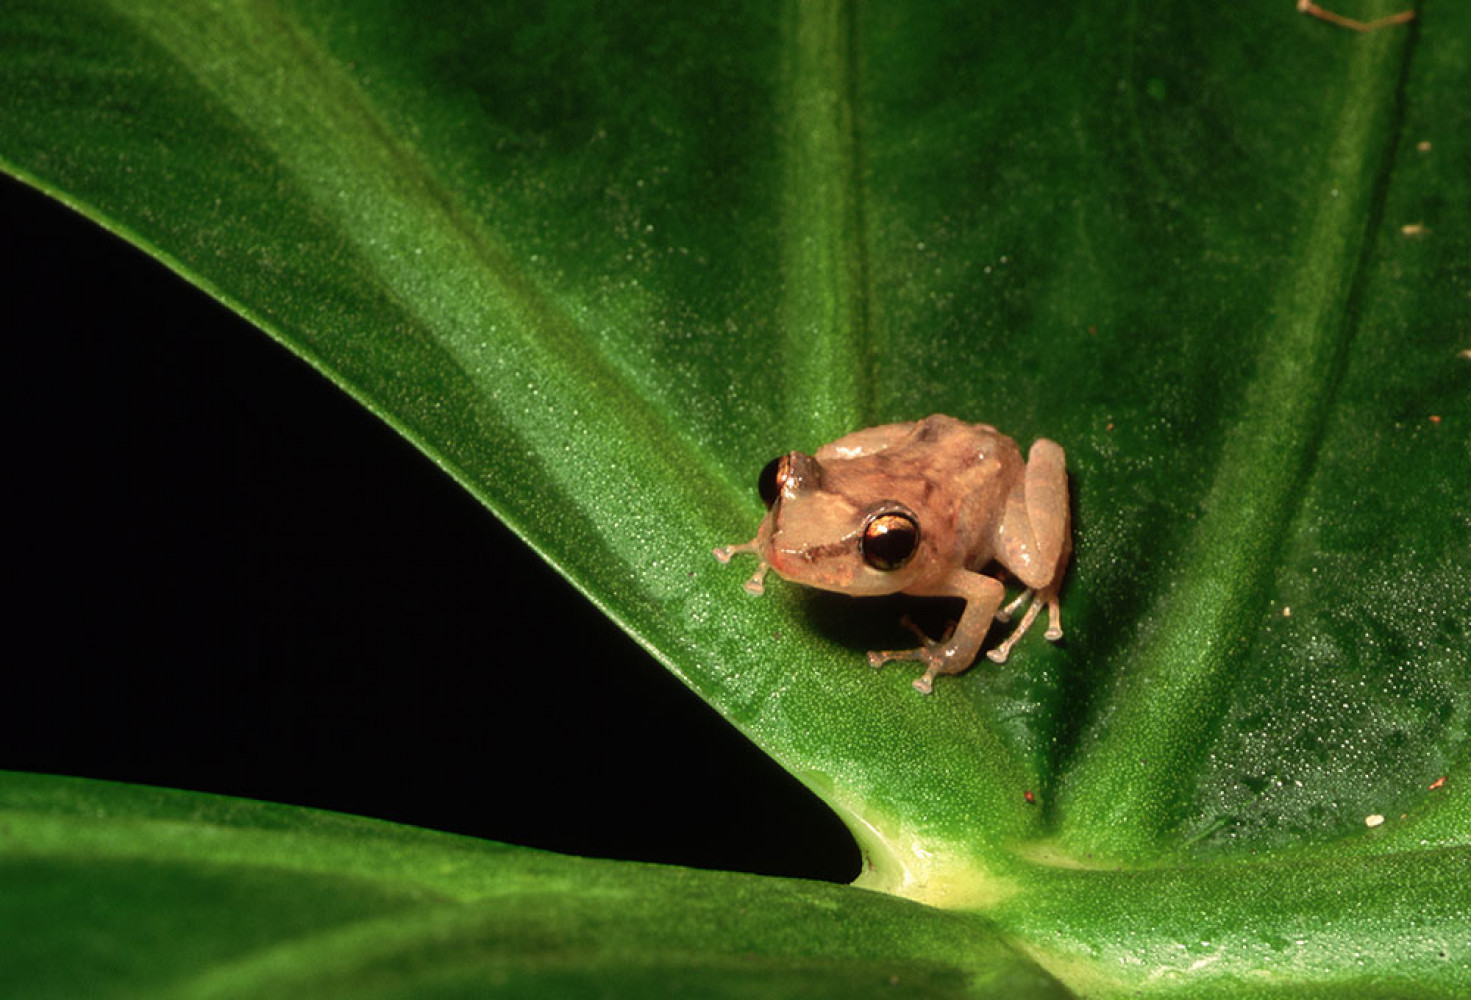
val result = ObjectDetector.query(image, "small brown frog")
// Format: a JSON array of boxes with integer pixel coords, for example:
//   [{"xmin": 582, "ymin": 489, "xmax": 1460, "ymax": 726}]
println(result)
[{"xmin": 714, "ymin": 414, "xmax": 1070, "ymax": 694}]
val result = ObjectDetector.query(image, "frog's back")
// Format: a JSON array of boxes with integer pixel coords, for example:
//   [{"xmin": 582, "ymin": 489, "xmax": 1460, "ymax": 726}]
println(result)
[
  {"xmin": 816, "ymin": 416, "xmax": 1018, "ymax": 554},
  {"xmin": 907, "ymin": 416, "xmax": 1024, "ymax": 562},
  {"xmin": 900, "ymin": 415, "xmax": 1020, "ymax": 480},
  {"xmin": 816, "ymin": 414, "xmax": 996, "ymax": 460}
]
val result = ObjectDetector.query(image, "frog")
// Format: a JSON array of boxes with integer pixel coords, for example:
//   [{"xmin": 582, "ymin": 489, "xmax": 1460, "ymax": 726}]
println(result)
[{"xmin": 713, "ymin": 414, "xmax": 1071, "ymax": 694}]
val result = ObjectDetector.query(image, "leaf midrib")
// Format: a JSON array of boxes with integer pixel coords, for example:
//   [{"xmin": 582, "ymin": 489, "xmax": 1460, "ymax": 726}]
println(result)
[
  {"xmin": 1056, "ymin": 15, "xmax": 1416, "ymax": 859},
  {"xmin": 109, "ymin": 0, "xmax": 760, "ymax": 566},
  {"xmin": 111, "ymin": 0, "xmax": 883, "ymax": 558},
  {"xmin": 779, "ymin": 0, "xmax": 871, "ymax": 439}
]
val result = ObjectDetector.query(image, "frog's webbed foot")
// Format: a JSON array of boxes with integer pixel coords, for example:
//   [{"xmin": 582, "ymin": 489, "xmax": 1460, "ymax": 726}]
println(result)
[
  {"xmin": 712, "ymin": 540, "xmax": 770, "ymax": 595},
  {"xmin": 867, "ymin": 617, "xmax": 968, "ymax": 695},
  {"xmin": 986, "ymin": 588, "xmax": 1065, "ymax": 664}
]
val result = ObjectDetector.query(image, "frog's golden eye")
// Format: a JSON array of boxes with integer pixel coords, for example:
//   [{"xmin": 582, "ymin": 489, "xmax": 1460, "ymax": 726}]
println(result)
[
  {"xmin": 862, "ymin": 511, "xmax": 920, "ymax": 571},
  {"xmin": 758, "ymin": 456, "xmax": 784, "ymax": 508}
]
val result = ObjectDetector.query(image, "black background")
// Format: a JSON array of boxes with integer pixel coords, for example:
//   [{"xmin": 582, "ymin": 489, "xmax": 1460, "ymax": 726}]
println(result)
[{"xmin": 2, "ymin": 173, "xmax": 859, "ymax": 883}]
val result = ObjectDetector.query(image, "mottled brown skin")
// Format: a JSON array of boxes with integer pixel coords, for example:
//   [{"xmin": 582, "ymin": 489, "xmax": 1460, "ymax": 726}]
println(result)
[{"xmin": 715, "ymin": 414, "xmax": 1071, "ymax": 694}]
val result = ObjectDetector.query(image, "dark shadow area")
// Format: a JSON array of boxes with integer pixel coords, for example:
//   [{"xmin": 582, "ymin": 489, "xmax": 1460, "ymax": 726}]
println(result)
[
  {"xmin": 803, "ymin": 588, "xmax": 968, "ymax": 660},
  {"xmin": 1, "ymin": 174, "xmax": 861, "ymax": 884}
]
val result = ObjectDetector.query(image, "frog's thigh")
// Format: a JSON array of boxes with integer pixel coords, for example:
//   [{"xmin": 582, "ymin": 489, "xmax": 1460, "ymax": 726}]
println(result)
[
  {"xmin": 814, "ymin": 421, "xmax": 917, "ymax": 461},
  {"xmin": 998, "ymin": 440, "xmax": 1069, "ymax": 590},
  {"xmin": 1024, "ymin": 439, "xmax": 1069, "ymax": 577}
]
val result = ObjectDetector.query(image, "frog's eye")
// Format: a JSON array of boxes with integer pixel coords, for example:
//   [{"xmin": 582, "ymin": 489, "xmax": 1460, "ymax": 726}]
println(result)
[
  {"xmin": 759, "ymin": 451, "xmax": 823, "ymax": 507},
  {"xmin": 862, "ymin": 511, "xmax": 920, "ymax": 571},
  {"xmin": 757, "ymin": 456, "xmax": 784, "ymax": 508}
]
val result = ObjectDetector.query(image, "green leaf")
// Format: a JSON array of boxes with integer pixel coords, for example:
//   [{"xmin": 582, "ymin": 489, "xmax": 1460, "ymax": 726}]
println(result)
[
  {"xmin": 1, "ymin": 772, "xmax": 1068, "ymax": 999},
  {"xmin": 4, "ymin": 0, "xmax": 1470, "ymax": 994}
]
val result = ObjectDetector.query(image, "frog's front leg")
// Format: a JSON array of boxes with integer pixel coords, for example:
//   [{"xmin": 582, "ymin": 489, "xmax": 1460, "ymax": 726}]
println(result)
[
  {"xmin": 712, "ymin": 539, "xmax": 771, "ymax": 595},
  {"xmin": 867, "ymin": 571, "xmax": 1005, "ymax": 694}
]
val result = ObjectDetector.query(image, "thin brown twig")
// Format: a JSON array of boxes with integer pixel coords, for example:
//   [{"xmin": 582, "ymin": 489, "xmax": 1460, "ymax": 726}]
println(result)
[{"xmin": 1297, "ymin": 0, "xmax": 1415, "ymax": 32}]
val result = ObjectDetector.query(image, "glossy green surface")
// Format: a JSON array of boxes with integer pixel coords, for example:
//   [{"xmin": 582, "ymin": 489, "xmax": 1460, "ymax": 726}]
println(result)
[
  {"xmin": 0, "ymin": 773, "xmax": 1067, "ymax": 999},
  {"xmin": 3, "ymin": 0, "xmax": 1468, "ymax": 995}
]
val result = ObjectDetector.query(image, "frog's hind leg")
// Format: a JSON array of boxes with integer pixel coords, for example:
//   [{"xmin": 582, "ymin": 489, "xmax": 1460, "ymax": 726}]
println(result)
[
  {"xmin": 990, "ymin": 438, "xmax": 1071, "ymax": 661},
  {"xmin": 1043, "ymin": 589, "xmax": 1063, "ymax": 642},
  {"xmin": 995, "ymin": 587, "xmax": 1033, "ymax": 623},
  {"xmin": 986, "ymin": 586, "xmax": 1064, "ymax": 664},
  {"xmin": 1021, "ymin": 439, "xmax": 1069, "ymax": 579}
]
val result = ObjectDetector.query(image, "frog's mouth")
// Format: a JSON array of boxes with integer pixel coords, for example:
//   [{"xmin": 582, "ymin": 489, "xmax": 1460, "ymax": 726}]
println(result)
[
  {"xmin": 772, "ymin": 538, "xmax": 852, "ymax": 566},
  {"xmin": 762, "ymin": 521, "xmax": 866, "ymax": 588}
]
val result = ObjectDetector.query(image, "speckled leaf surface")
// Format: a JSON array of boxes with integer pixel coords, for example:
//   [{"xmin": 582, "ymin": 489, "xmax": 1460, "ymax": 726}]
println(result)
[{"xmin": 3, "ymin": 0, "xmax": 1469, "ymax": 996}]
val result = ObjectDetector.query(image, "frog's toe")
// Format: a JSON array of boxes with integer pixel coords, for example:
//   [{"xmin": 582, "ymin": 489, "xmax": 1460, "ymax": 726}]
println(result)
[
  {"xmin": 869, "ymin": 644, "xmax": 962, "ymax": 693},
  {"xmin": 868, "ymin": 646, "xmax": 921, "ymax": 669},
  {"xmin": 1042, "ymin": 593, "xmax": 1064, "ymax": 642},
  {"xmin": 996, "ymin": 588, "xmax": 1034, "ymax": 624}
]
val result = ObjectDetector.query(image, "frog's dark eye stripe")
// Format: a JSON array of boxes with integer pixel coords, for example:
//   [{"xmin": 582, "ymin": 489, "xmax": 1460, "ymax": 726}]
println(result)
[
  {"xmin": 757, "ymin": 456, "xmax": 784, "ymax": 508},
  {"xmin": 862, "ymin": 511, "xmax": 920, "ymax": 571}
]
